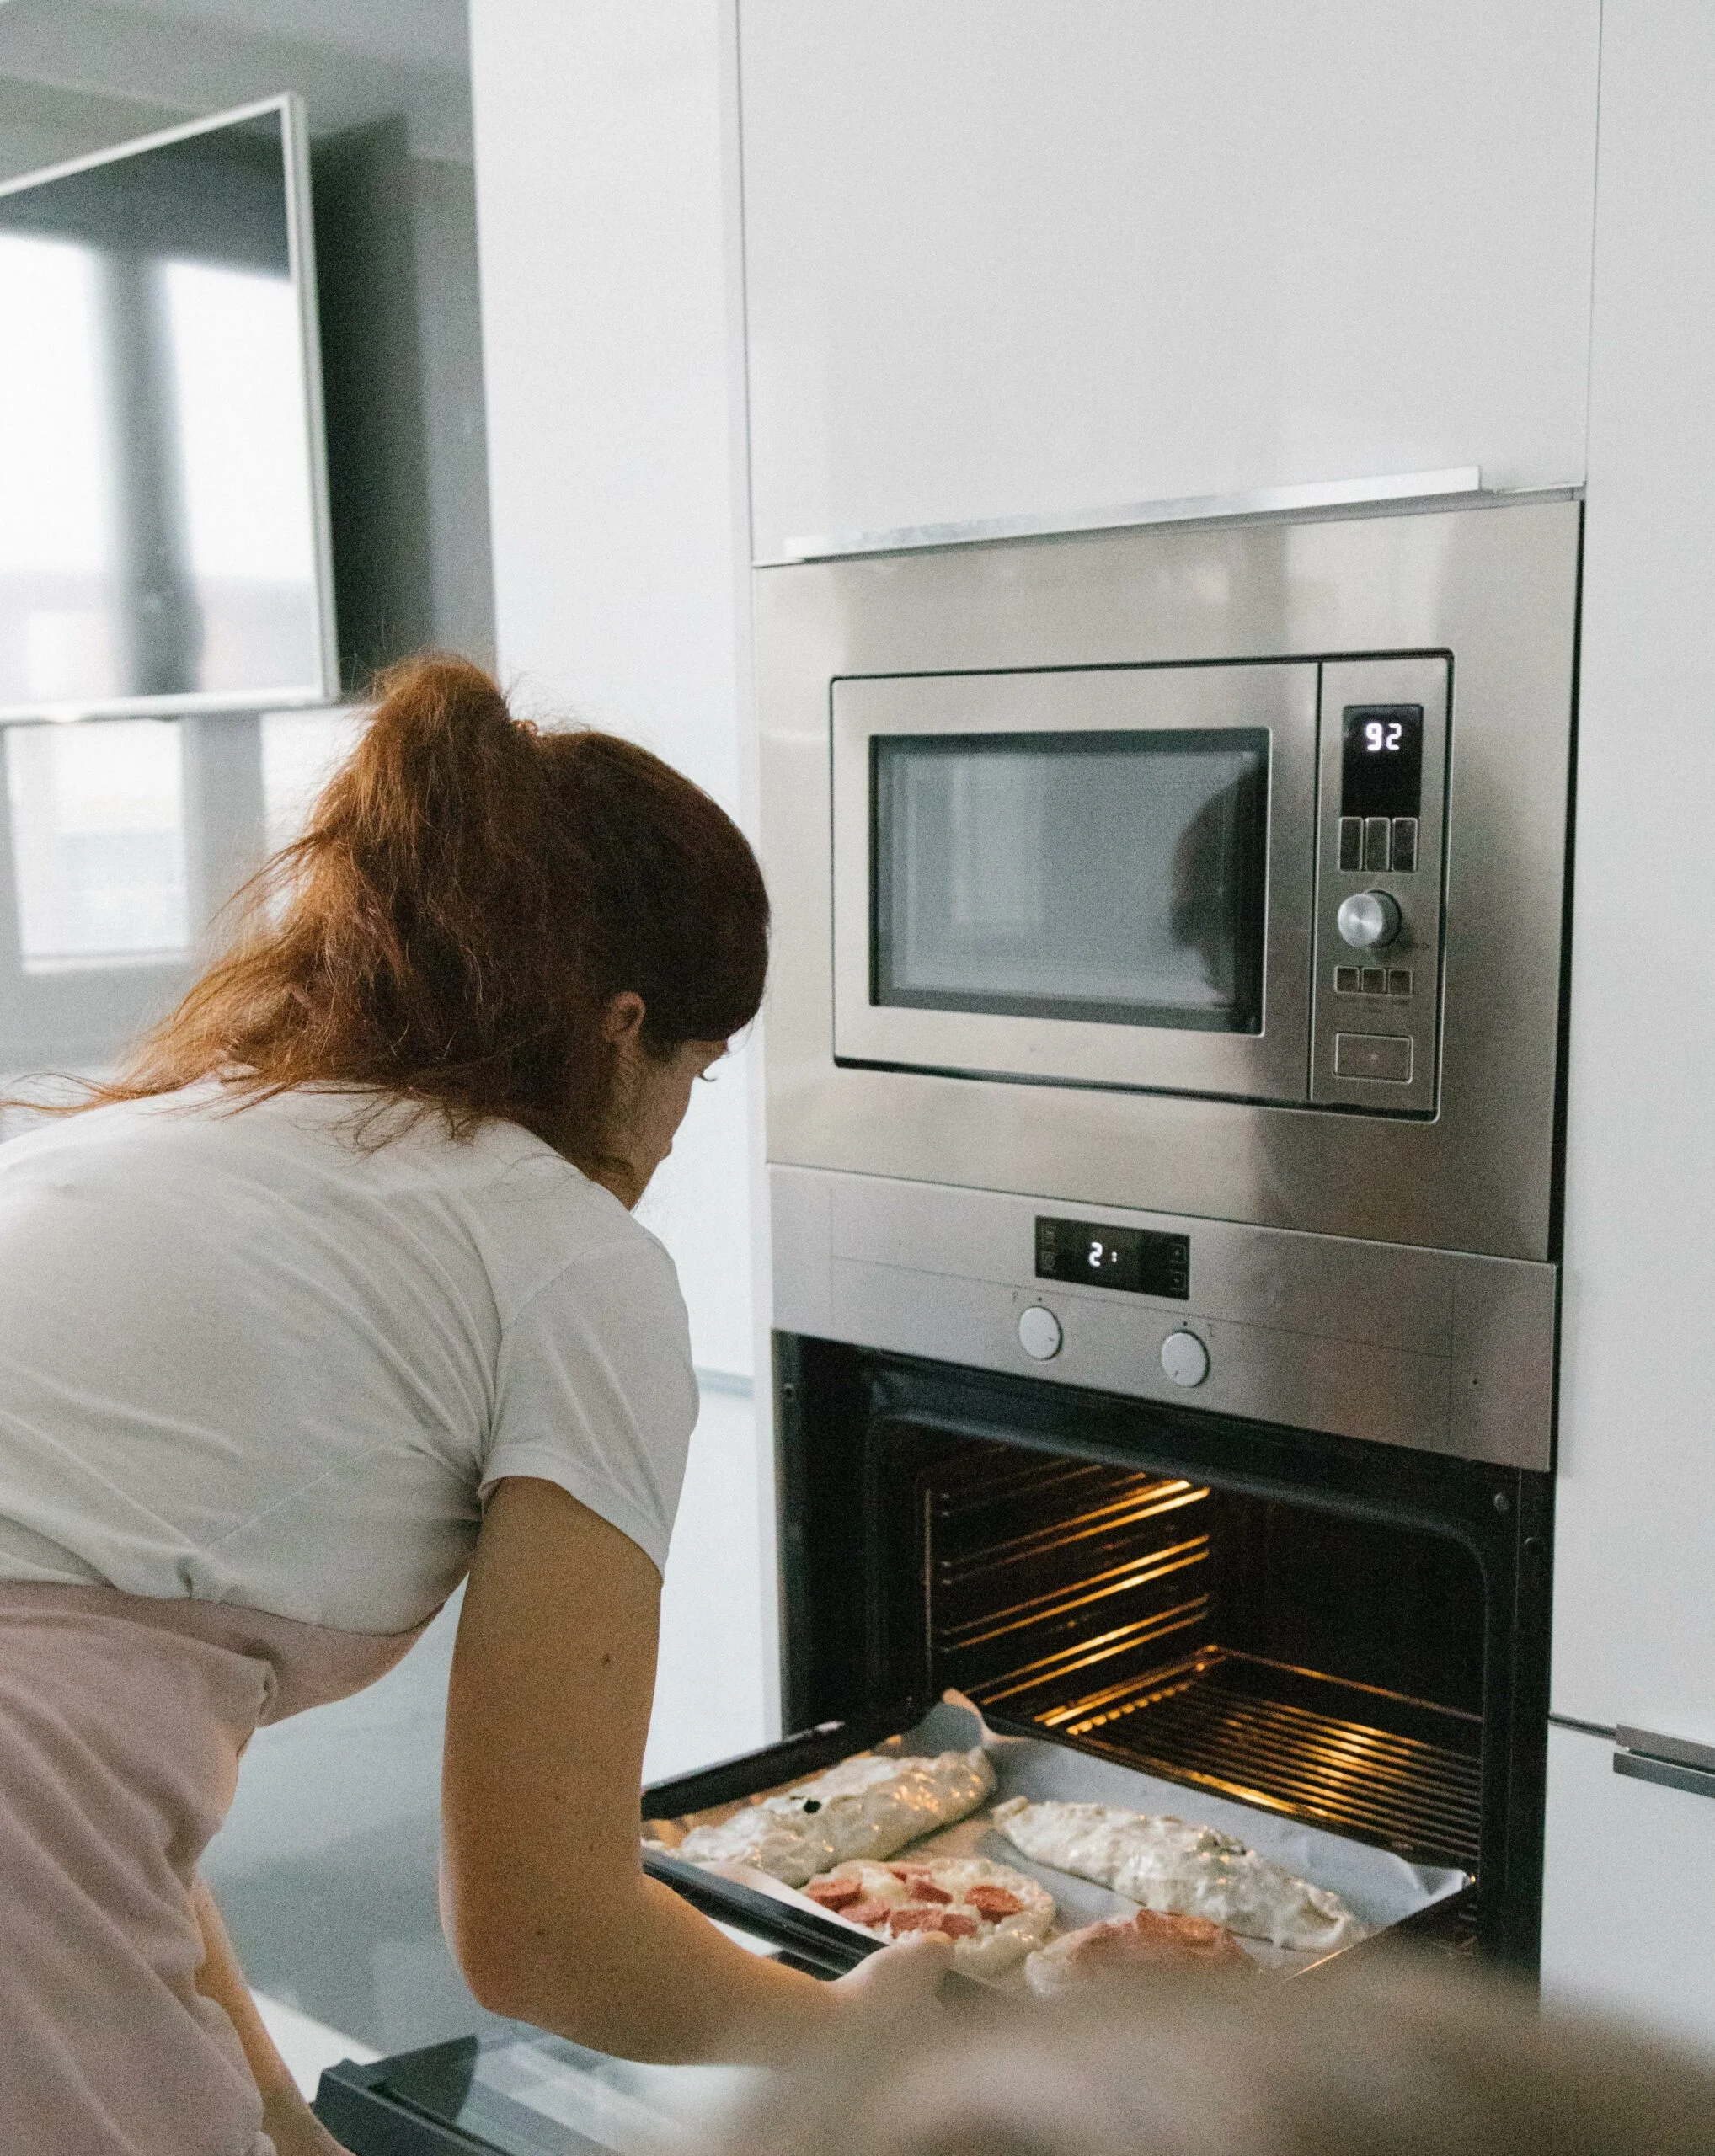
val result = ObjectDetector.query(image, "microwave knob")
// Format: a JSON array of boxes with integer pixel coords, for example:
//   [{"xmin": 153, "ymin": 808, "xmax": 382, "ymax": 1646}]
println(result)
[
  {"xmin": 1160, "ymin": 1330, "xmax": 1210, "ymax": 1387},
  {"xmin": 1017, "ymin": 1305, "xmax": 1063, "ymax": 1361},
  {"xmin": 1336, "ymin": 890, "xmax": 1402, "ymax": 950}
]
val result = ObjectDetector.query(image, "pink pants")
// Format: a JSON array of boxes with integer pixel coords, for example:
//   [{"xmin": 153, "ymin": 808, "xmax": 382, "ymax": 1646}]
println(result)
[{"xmin": 0, "ymin": 1583, "xmax": 419, "ymax": 2155}]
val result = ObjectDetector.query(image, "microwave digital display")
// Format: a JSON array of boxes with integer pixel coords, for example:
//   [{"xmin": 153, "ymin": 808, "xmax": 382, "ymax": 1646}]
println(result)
[
  {"xmin": 1341, "ymin": 705, "xmax": 1424, "ymax": 819},
  {"xmin": 1035, "ymin": 1215, "xmax": 1189, "ymax": 1299}
]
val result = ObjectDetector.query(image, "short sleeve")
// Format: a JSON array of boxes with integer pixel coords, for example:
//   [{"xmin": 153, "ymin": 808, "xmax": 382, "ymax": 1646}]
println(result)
[{"xmin": 480, "ymin": 1226, "xmax": 698, "ymax": 1574}]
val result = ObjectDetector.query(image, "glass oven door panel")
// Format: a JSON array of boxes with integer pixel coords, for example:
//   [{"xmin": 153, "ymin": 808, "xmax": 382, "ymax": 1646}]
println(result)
[{"xmin": 834, "ymin": 662, "xmax": 1317, "ymax": 1103}]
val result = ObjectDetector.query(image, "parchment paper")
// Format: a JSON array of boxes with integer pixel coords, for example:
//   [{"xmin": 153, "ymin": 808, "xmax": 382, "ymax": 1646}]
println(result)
[{"xmin": 647, "ymin": 1693, "xmax": 1471, "ymax": 1983}]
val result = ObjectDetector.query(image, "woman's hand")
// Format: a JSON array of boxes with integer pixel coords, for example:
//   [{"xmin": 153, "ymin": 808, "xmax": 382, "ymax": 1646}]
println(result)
[
  {"xmin": 835, "ymin": 1932, "xmax": 956, "ymax": 2011},
  {"xmin": 259, "ymin": 2085, "xmax": 355, "ymax": 2156}
]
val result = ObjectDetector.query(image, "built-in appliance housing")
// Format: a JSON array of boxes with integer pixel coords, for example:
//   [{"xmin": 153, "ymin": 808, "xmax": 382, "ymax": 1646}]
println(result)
[
  {"xmin": 758, "ymin": 495, "xmax": 1580, "ymax": 1262},
  {"xmin": 746, "ymin": 494, "xmax": 1578, "ymax": 1972}
]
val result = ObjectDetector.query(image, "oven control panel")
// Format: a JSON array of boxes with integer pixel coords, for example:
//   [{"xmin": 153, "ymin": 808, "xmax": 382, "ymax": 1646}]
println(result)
[
  {"xmin": 772, "ymin": 1163, "xmax": 1557, "ymax": 1472},
  {"xmin": 1311, "ymin": 657, "xmax": 1450, "ymax": 1113}
]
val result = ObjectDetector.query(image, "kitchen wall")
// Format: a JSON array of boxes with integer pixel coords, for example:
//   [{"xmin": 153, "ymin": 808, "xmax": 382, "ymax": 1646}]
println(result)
[
  {"xmin": 467, "ymin": 0, "xmax": 756, "ymax": 1385},
  {"xmin": 467, "ymin": 0, "xmax": 776, "ymax": 1762}
]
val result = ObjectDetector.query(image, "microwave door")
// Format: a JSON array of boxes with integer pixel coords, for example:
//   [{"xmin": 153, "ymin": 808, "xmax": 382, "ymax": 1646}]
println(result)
[{"xmin": 831, "ymin": 663, "xmax": 1317, "ymax": 1107}]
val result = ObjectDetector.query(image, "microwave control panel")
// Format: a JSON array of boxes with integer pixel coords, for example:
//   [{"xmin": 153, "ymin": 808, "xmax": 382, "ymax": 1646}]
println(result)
[{"xmin": 1311, "ymin": 657, "xmax": 1450, "ymax": 1113}]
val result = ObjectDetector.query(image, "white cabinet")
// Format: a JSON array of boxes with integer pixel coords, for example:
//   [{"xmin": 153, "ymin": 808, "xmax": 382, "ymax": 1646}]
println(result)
[
  {"xmin": 1541, "ymin": 1725, "xmax": 1715, "ymax": 2050},
  {"xmin": 737, "ymin": 0, "xmax": 1600, "ymax": 560},
  {"xmin": 1553, "ymin": 0, "xmax": 1715, "ymax": 1746}
]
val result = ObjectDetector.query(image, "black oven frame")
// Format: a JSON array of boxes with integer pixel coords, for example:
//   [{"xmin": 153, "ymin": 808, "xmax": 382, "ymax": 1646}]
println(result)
[{"xmin": 767, "ymin": 1331, "xmax": 1554, "ymax": 1970}]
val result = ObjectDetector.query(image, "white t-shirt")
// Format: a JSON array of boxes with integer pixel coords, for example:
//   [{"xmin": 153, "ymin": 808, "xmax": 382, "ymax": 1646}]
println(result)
[{"xmin": 0, "ymin": 1083, "xmax": 697, "ymax": 1633}]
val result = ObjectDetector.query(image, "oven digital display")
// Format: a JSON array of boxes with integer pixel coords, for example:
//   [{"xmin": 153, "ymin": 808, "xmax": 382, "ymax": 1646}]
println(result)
[
  {"xmin": 1340, "ymin": 704, "xmax": 1424, "ymax": 819},
  {"xmin": 1034, "ymin": 1216, "xmax": 1189, "ymax": 1299}
]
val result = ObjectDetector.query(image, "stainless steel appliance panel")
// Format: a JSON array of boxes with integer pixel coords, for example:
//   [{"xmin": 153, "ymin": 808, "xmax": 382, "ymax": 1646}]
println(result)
[
  {"xmin": 832, "ymin": 663, "xmax": 1317, "ymax": 1102},
  {"xmin": 756, "ymin": 497, "xmax": 1580, "ymax": 1259},
  {"xmin": 772, "ymin": 1164, "xmax": 1555, "ymax": 1470},
  {"xmin": 1312, "ymin": 658, "xmax": 1450, "ymax": 1113}
]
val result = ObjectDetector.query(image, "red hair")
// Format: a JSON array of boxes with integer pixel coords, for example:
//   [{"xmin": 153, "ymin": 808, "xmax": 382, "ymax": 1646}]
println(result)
[{"xmin": 63, "ymin": 655, "xmax": 769, "ymax": 1165}]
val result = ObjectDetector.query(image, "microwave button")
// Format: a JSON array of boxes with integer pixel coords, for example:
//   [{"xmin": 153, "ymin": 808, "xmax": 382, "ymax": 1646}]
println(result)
[
  {"xmin": 1333, "ymin": 1032, "xmax": 1413, "ymax": 1083},
  {"xmin": 1334, "ymin": 965, "xmax": 1361, "ymax": 995},
  {"xmin": 1338, "ymin": 816, "xmax": 1363, "ymax": 871},
  {"xmin": 1361, "ymin": 967, "xmax": 1387, "ymax": 995},
  {"xmin": 1364, "ymin": 816, "xmax": 1392, "ymax": 872},
  {"xmin": 1160, "ymin": 1330, "xmax": 1210, "ymax": 1388},
  {"xmin": 1336, "ymin": 889, "xmax": 1402, "ymax": 949},
  {"xmin": 1017, "ymin": 1305, "xmax": 1063, "ymax": 1361},
  {"xmin": 1387, "ymin": 968, "xmax": 1414, "ymax": 997},
  {"xmin": 1392, "ymin": 816, "xmax": 1419, "ymax": 872}
]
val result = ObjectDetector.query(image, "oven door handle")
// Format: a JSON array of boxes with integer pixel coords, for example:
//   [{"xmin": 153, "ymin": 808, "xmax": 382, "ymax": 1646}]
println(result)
[{"xmin": 1613, "ymin": 1726, "xmax": 1715, "ymax": 1801}]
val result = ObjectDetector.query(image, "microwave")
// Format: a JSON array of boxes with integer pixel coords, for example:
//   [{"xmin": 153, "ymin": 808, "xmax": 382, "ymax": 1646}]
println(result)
[
  {"xmin": 834, "ymin": 654, "xmax": 1447, "ymax": 1115},
  {"xmin": 756, "ymin": 494, "xmax": 1580, "ymax": 1263}
]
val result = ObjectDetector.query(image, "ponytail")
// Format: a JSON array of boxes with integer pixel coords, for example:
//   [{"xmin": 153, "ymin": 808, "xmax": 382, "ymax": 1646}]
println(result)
[{"xmin": 56, "ymin": 654, "xmax": 769, "ymax": 1162}]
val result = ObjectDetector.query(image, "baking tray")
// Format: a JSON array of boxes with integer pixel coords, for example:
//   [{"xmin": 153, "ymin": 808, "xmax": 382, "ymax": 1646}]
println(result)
[{"xmin": 643, "ymin": 1694, "xmax": 1472, "ymax": 1983}]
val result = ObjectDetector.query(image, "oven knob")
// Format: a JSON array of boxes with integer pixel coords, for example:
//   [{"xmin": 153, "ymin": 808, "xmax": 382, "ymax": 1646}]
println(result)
[
  {"xmin": 1160, "ymin": 1330, "xmax": 1210, "ymax": 1387},
  {"xmin": 1017, "ymin": 1305, "xmax": 1063, "ymax": 1361},
  {"xmin": 1336, "ymin": 890, "xmax": 1402, "ymax": 950}
]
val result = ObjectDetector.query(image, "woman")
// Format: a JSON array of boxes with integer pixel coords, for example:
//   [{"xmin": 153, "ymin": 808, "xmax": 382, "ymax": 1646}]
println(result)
[{"xmin": 0, "ymin": 658, "xmax": 933, "ymax": 2155}]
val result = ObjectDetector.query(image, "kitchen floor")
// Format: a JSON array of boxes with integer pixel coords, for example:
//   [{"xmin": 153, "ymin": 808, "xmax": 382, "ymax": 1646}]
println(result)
[{"xmin": 204, "ymin": 1381, "xmax": 771, "ymax": 2081}]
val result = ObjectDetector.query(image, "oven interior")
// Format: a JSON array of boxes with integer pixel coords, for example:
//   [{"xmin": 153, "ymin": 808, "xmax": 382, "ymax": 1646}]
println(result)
[
  {"xmin": 879, "ymin": 1430, "xmax": 1485, "ymax": 1873},
  {"xmin": 777, "ymin": 1338, "xmax": 1551, "ymax": 1961}
]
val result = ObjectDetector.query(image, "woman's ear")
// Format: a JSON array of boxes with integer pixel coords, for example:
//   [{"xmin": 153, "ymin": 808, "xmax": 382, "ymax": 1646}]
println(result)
[{"xmin": 601, "ymin": 991, "xmax": 647, "ymax": 1046}]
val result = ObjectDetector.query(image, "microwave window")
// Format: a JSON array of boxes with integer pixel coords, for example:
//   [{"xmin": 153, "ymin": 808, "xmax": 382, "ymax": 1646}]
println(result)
[{"xmin": 872, "ymin": 728, "xmax": 1268, "ymax": 1033}]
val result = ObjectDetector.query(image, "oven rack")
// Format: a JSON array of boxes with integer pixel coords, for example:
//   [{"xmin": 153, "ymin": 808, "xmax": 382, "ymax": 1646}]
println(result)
[{"xmin": 973, "ymin": 1646, "xmax": 1483, "ymax": 1870}]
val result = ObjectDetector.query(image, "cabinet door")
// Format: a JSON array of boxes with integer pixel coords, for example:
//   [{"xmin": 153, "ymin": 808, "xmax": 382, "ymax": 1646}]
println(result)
[
  {"xmin": 1541, "ymin": 1724, "xmax": 1715, "ymax": 2050},
  {"xmin": 1553, "ymin": 0, "xmax": 1715, "ymax": 1737},
  {"xmin": 738, "ymin": 0, "xmax": 1600, "ymax": 561}
]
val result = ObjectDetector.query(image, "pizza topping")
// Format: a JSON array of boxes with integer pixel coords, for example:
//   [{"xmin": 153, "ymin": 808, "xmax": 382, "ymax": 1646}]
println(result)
[
  {"xmin": 1024, "ymin": 1906, "xmax": 1253, "ymax": 1995},
  {"xmin": 800, "ymin": 1854, "xmax": 1056, "ymax": 1976},
  {"xmin": 805, "ymin": 1877, "xmax": 864, "ymax": 1911},
  {"xmin": 890, "ymin": 1906, "xmax": 978, "ymax": 1939}
]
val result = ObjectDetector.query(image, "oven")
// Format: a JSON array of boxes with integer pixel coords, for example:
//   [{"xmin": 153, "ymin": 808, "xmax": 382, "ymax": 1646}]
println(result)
[{"xmin": 759, "ymin": 1332, "xmax": 1549, "ymax": 1964}]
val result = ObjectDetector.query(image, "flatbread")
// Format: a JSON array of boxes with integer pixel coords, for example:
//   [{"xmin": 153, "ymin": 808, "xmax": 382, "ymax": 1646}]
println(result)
[
  {"xmin": 804, "ymin": 1854, "xmax": 1055, "ymax": 1977},
  {"xmin": 1025, "ymin": 1907, "xmax": 1253, "ymax": 1994},
  {"xmin": 675, "ymin": 1749, "xmax": 996, "ymax": 1888},
  {"xmin": 992, "ymin": 1797, "xmax": 1365, "ymax": 1952}
]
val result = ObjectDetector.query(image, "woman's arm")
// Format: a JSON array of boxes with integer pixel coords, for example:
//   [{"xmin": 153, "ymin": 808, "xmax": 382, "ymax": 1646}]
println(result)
[
  {"xmin": 441, "ymin": 1475, "xmax": 845, "ymax": 2064},
  {"xmin": 191, "ymin": 1876, "xmax": 352, "ymax": 2155}
]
